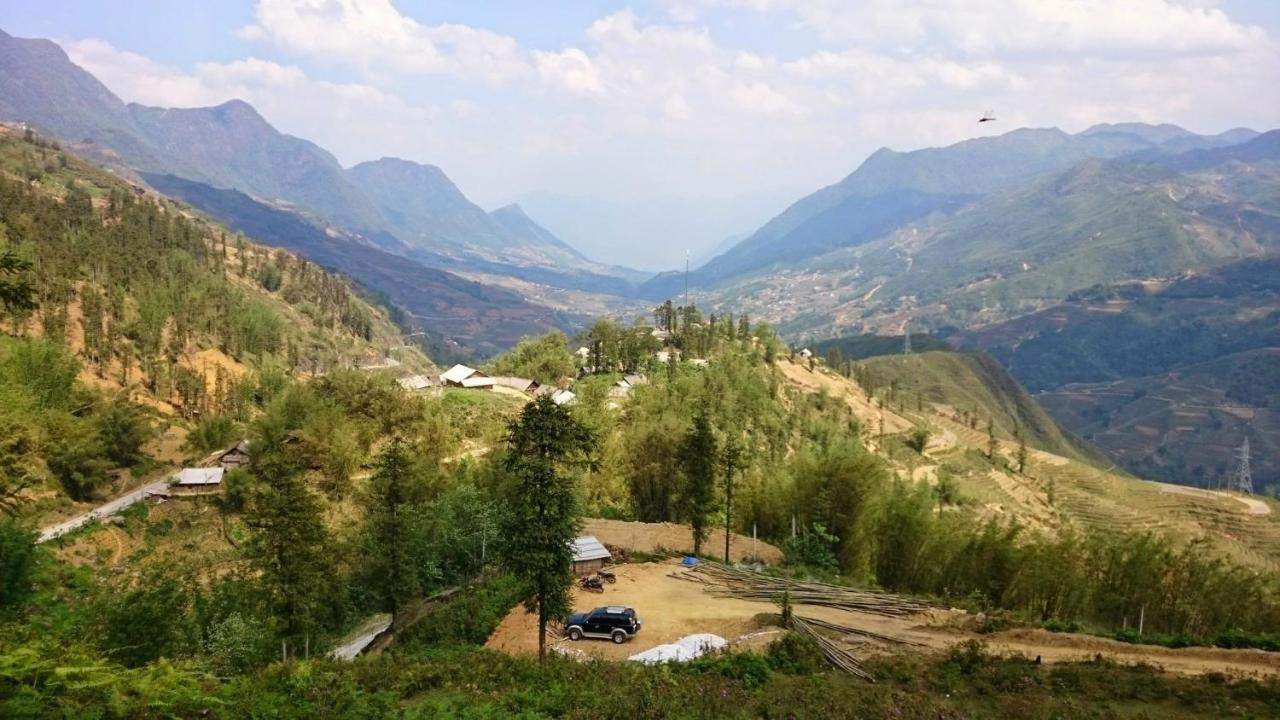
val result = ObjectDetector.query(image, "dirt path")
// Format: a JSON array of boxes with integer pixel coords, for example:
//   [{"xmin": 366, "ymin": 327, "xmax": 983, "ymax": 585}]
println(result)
[
  {"xmin": 776, "ymin": 359, "xmax": 912, "ymax": 435},
  {"xmin": 1157, "ymin": 482, "xmax": 1272, "ymax": 517},
  {"xmin": 487, "ymin": 560, "xmax": 1280, "ymax": 677}
]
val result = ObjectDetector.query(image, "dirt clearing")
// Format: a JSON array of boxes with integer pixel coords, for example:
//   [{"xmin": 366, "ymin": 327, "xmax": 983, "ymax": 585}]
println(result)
[{"xmin": 486, "ymin": 560, "xmax": 1280, "ymax": 677}]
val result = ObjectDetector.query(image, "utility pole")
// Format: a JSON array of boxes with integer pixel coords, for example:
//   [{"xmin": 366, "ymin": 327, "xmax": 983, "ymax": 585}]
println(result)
[
  {"xmin": 1232, "ymin": 438, "xmax": 1254, "ymax": 495},
  {"xmin": 903, "ymin": 319, "xmax": 912, "ymax": 355},
  {"xmin": 684, "ymin": 250, "xmax": 690, "ymax": 312}
]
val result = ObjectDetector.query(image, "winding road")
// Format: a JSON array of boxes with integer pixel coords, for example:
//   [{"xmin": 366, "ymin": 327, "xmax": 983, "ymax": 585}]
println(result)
[{"xmin": 37, "ymin": 479, "xmax": 169, "ymax": 543}]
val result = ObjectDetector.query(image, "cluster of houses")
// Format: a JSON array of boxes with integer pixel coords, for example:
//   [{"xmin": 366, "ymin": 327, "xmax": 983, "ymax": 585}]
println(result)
[
  {"xmin": 397, "ymin": 363, "xmax": 578, "ymax": 405},
  {"xmin": 168, "ymin": 439, "xmax": 250, "ymax": 497}
]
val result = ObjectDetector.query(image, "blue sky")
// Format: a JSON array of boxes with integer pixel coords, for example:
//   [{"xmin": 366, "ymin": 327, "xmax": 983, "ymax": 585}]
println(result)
[{"xmin": 3, "ymin": 1, "xmax": 1278, "ymax": 269}]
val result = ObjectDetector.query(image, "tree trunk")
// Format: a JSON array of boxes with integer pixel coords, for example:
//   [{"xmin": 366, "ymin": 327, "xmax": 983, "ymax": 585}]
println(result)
[{"xmin": 537, "ymin": 602, "xmax": 547, "ymax": 660}]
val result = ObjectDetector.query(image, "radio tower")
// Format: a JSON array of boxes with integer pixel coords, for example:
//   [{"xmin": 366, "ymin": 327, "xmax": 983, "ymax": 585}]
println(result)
[{"xmin": 1231, "ymin": 438, "xmax": 1254, "ymax": 495}]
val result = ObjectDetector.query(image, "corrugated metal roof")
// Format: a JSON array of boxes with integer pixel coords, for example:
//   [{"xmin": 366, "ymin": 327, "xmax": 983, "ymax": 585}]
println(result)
[
  {"xmin": 551, "ymin": 389, "xmax": 576, "ymax": 406},
  {"xmin": 175, "ymin": 467, "xmax": 224, "ymax": 486},
  {"xmin": 441, "ymin": 364, "xmax": 478, "ymax": 384},
  {"xmin": 571, "ymin": 535, "xmax": 611, "ymax": 562},
  {"xmin": 461, "ymin": 376, "xmax": 496, "ymax": 388}
]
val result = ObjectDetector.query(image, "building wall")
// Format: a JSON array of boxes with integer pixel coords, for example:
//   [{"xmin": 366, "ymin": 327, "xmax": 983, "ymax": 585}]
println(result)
[{"xmin": 573, "ymin": 559, "xmax": 606, "ymax": 577}]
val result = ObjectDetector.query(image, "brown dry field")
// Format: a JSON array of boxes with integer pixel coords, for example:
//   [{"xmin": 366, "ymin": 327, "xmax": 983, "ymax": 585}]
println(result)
[{"xmin": 487, "ymin": 560, "xmax": 1280, "ymax": 677}]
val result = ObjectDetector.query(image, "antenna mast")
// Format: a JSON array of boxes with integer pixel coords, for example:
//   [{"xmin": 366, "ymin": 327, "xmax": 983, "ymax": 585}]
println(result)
[{"xmin": 1232, "ymin": 438, "xmax": 1254, "ymax": 495}]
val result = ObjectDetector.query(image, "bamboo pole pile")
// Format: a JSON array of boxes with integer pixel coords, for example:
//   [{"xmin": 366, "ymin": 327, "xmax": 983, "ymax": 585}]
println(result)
[
  {"xmin": 792, "ymin": 617, "xmax": 873, "ymax": 680},
  {"xmin": 796, "ymin": 615, "xmax": 925, "ymax": 648},
  {"xmin": 675, "ymin": 562, "xmax": 929, "ymax": 617}
]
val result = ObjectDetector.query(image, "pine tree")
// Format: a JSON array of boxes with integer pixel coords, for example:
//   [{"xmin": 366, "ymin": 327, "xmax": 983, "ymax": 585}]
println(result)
[
  {"xmin": 986, "ymin": 418, "xmax": 998, "ymax": 461},
  {"xmin": 678, "ymin": 412, "xmax": 717, "ymax": 556},
  {"xmin": 244, "ymin": 452, "xmax": 331, "ymax": 655},
  {"xmin": 497, "ymin": 396, "xmax": 596, "ymax": 660},
  {"xmin": 363, "ymin": 439, "xmax": 426, "ymax": 615}
]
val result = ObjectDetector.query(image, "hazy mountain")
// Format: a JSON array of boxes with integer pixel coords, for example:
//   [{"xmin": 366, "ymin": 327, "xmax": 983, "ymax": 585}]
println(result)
[
  {"xmin": 644, "ymin": 124, "xmax": 1264, "ymax": 298},
  {"xmin": 142, "ymin": 173, "xmax": 572, "ymax": 357},
  {"xmin": 348, "ymin": 157, "xmax": 510, "ymax": 255},
  {"xmin": 131, "ymin": 101, "xmax": 390, "ymax": 238},
  {"xmin": 0, "ymin": 29, "xmax": 168, "ymax": 170}
]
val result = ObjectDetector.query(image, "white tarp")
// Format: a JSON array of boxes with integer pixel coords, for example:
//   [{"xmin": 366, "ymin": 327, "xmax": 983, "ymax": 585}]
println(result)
[{"xmin": 628, "ymin": 633, "xmax": 727, "ymax": 664}]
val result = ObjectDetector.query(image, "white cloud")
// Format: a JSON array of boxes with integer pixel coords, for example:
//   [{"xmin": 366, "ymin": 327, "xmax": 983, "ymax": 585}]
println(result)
[
  {"xmin": 534, "ymin": 48, "xmax": 604, "ymax": 96},
  {"xmin": 239, "ymin": 0, "xmax": 531, "ymax": 83},
  {"xmin": 689, "ymin": 0, "xmax": 1265, "ymax": 56},
  {"xmin": 731, "ymin": 81, "xmax": 800, "ymax": 115}
]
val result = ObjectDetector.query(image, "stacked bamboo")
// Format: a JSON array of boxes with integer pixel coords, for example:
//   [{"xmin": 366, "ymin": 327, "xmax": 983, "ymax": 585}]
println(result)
[
  {"xmin": 676, "ymin": 562, "xmax": 929, "ymax": 617},
  {"xmin": 792, "ymin": 617, "xmax": 873, "ymax": 680},
  {"xmin": 796, "ymin": 615, "xmax": 925, "ymax": 648}
]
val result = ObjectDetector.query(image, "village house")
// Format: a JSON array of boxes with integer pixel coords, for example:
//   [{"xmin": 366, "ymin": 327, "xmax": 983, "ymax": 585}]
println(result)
[
  {"xmin": 571, "ymin": 535, "xmax": 611, "ymax": 576},
  {"xmin": 214, "ymin": 440, "xmax": 250, "ymax": 471},
  {"xmin": 440, "ymin": 364, "xmax": 493, "ymax": 389},
  {"xmin": 490, "ymin": 376, "xmax": 540, "ymax": 394},
  {"xmin": 170, "ymin": 467, "xmax": 224, "ymax": 496}
]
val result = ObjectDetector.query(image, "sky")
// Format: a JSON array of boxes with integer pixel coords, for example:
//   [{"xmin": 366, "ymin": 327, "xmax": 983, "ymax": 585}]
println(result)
[{"xmin": 3, "ymin": 0, "xmax": 1279, "ymax": 270}]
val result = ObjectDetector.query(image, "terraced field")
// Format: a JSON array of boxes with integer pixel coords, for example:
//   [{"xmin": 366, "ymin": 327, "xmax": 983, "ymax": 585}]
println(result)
[{"xmin": 805, "ymin": 362, "xmax": 1280, "ymax": 571}]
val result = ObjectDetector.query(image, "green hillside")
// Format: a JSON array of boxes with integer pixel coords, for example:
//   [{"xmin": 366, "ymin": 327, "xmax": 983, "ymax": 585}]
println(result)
[
  {"xmin": 860, "ymin": 351, "xmax": 1110, "ymax": 466},
  {"xmin": 812, "ymin": 333, "xmax": 950, "ymax": 361}
]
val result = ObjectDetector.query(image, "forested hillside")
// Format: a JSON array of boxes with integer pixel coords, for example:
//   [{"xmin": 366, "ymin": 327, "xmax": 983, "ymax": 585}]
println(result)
[
  {"xmin": 963, "ymin": 257, "xmax": 1280, "ymax": 490},
  {"xmin": 0, "ymin": 124, "xmax": 429, "ymax": 511}
]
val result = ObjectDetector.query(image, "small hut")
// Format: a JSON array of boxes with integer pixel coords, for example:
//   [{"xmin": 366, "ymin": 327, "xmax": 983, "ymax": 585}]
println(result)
[
  {"xmin": 571, "ymin": 535, "xmax": 612, "ymax": 576},
  {"xmin": 214, "ymin": 440, "xmax": 251, "ymax": 470}
]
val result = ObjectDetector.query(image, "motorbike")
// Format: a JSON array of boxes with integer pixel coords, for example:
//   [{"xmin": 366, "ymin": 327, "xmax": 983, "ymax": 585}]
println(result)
[{"xmin": 579, "ymin": 576, "xmax": 605, "ymax": 593}]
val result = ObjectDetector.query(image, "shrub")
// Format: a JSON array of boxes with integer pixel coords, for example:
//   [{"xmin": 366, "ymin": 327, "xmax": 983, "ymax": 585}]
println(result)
[
  {"xmin": 0, "ymin": 519, "xmax": 37, "ymax": 609},
  {"xmin": 765, "ymin": 632, "xmax": 826, "ymax": 675}
]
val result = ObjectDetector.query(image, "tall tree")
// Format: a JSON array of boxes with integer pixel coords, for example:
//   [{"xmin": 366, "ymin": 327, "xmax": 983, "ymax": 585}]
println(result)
[
  {"xmin": 363, "ymin": 438, "xmax": 427, "ymax": 615},
  {"xmin": 986, "ymin": 418, "xmax": 998, "ymax": 461},
  {"xmin": 678, "ymin": 412, "xmax": 717, "ymax": 556},
  {"xmin": 721, "ymin": 436, "xmax": 744, "ymax": 563},
  {"xmin": 497, "ymin": 396, "xmax": 596, "ymax": 660},
  {"xmin": 244, "ymin": 451, "xmax": 330, "ymax": 656}
]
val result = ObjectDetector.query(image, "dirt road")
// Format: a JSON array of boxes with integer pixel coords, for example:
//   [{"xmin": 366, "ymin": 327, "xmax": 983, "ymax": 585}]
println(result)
[{"xmin": 37, "ymin": 479, "xmax": 169, "ymax": 543}]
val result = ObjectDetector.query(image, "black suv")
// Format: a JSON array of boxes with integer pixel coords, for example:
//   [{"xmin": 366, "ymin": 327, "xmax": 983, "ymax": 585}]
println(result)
[{"xmin": 564, "ymin": 606, "xmax": 641, "ymax": 644}]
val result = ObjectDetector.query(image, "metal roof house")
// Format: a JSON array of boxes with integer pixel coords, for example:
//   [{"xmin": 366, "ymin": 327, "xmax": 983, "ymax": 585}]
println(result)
[
  {"xmin": 491, "ymin": 376, "xmax": 540, "ymax": 394},
  {"xmin": 171, "ymin": 467, "xmax": 225, "ymax": 496},
  {"xmin": 441, "ymin": 364, "xmax": 492, "ymax": 388},
  {"xmin": 571, "ymin": 535, "xmax": 612, "ymax": 576}
]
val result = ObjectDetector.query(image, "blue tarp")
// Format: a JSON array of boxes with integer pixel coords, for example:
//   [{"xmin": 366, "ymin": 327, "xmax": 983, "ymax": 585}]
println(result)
[{"xmin": 681, "ymin": 556, "xmax": 699, "ymax": 567}]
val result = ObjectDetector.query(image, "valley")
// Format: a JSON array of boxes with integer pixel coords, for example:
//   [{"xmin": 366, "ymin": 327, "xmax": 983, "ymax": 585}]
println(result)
[{"xmin": 1, "ymin": 10, "xmax": 1279, "ymax": 718}]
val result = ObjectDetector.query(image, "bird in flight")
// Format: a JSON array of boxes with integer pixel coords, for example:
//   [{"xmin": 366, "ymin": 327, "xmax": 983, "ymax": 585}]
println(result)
[{"xmin": 978, "ymin": 110, "xmax": 996, "ymax": 123}]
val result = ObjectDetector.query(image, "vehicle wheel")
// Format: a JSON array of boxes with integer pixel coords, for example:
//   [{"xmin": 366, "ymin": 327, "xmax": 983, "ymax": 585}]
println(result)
[
  {"xmin": 611, "ymin": 630, "xmax": 626, "ymax": 644},
  {"xmin": 568, "ymin": 627, "xmax": 583, "ymax": 641}
]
